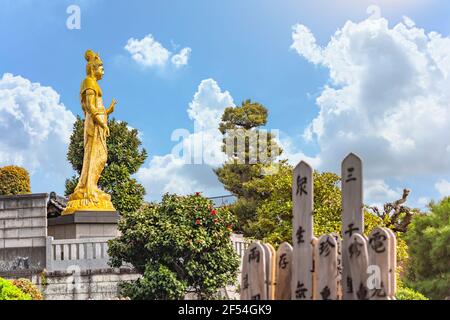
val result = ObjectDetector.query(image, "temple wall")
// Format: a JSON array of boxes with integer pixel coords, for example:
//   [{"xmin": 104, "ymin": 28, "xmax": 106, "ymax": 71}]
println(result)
[{"xmin": 0, "ymin": 194, "xmax": 48, "ymax": 273}]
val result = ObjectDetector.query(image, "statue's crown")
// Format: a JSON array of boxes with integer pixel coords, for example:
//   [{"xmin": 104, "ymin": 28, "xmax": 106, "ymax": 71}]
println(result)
[{"xmin": 85, "ymin": 49, "xmax": 102, "ymax": 64}]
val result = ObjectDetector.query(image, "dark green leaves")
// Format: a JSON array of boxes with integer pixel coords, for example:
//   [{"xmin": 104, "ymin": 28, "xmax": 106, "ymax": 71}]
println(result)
[
  {"xmin": 405, "ymin": 197, "xmax": 450, "ymax": 299},
  {"xmin": 108, "ymin": 193, "xmax": 240, "ymax": 300}
]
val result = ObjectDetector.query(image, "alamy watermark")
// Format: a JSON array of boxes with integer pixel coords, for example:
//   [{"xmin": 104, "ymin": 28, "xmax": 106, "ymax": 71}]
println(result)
[
  {"xmin": 66, "ymin": 5, "xmax": 81, "ymax": 30},
  {"xmin": 170, "ymin": 123, "xmax": 282, "ymax": 175},
  {"xmin": 66, "ymin": 265, "xmax": 83, "ymax": 292},
  {"xmin": 367, "ymin": 4, "xmax": 382, "ymax": 20},
  {"xmin": 366, "ymin": 265, "xmax": 382, "ymax": 290}
]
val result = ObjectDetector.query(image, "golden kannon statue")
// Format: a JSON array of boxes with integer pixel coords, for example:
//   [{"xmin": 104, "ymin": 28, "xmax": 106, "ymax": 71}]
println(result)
[{"xmin": 63, "ymin": 50, "xmax": 116, "ymax": 215}]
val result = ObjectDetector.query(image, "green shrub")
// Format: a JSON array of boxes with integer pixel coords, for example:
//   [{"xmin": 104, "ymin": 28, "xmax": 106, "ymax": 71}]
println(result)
[
  {"xmin": 405, "ymin": 197, "xmax": 450, "ymax": 299},
  {"xmin": 11, "ymin": 278, "xmax": 43, "ymax": 300},
  {"xmin": 396, "ymin": 286, "xmax": 428, "ymax": 300},
  {"xmin": 0, "ymin": 165, "xmax": 31, "ymax": 196},
  {"xmin": 0, "ymin": 278, "xmax": 31, "ymax": 300},
  {"xmin": 108, "ymin": 193, "xmax": 240, "ymax": 300}
]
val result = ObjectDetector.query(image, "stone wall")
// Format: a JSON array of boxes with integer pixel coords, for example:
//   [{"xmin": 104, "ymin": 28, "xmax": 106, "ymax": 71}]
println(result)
[
  {"xmin": 5, "ymin": 268, "xmax": 140, "ymax": 300},
  {"xmin": 0, "ymin": 193, "xmax": 48, "ymax": 272}
]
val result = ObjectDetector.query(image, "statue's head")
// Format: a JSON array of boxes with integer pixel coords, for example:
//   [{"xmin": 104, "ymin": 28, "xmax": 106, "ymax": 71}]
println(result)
[{"xmin": 85, "ymin": 49, "xmax": 104, "ymax": 80}]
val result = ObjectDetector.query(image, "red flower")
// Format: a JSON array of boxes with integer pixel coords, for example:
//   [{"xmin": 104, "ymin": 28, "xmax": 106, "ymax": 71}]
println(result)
[
  {"xmin": 195, "ymin": 219, "xmax": 201, "ymax": 225},
  {"xmin": 213, "ymin": 219, "xmax": 218, "ymax": 224},
  {"xmin": 195, "ymin": 192, "xmax": 201, "ymax": 196},
  {"xmin": 210, "ymin": 209, "xmax": 217, "ymax": 216}
]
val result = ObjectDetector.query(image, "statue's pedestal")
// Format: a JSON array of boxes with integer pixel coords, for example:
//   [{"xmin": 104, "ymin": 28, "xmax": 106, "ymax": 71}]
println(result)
[{"xmin": 47, "ymin": 211, "xmax": 119, "ymax": 240}]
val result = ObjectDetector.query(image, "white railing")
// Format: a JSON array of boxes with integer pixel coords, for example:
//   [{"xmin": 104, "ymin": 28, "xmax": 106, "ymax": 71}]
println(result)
[
  {"xmin": 46, "ymin": 237, "xmax": 112, "ymax": 272},
  {"xmin": 46, "ymin": 234, "xmax": 252, "ymax": 272},
  {"xmin": 231, "ymin": 233, "xmax": 251, "ymax": 259}
]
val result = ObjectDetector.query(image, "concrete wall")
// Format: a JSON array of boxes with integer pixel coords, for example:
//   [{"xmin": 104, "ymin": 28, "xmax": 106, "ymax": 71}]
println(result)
[
  {"xmin": 5, "ymin": 268, "xmax": 140, "ymax": 300},
  {"xmin": 47, "ymin": 211, "xmax": 119, "ymax": 240},
  {"xmin": 0, "ymin": 194, "xmax": 48, "ymax": 272}
]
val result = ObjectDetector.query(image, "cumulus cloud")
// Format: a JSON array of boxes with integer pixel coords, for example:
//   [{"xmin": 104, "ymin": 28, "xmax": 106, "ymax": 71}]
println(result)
[
  {"xmin": 136, "ymin": 79, "xmax": 234, "ymax": 200},
  {"xmin": 125, "ymin": 34, "xmax": 170, "ymax": 67},
  {"xmin": 291, "ymin": 24, "xmax": 323, "ymax": 65},
  {"xmin": 0, "ymin": 73, "xmax": 76, "ymax": 188},
  {"xmin": 364, "ymin": 179, "xmax": 402, "ymax": 207},
  {"xmin": 291, "ymin": 16, "xmax": 450, "ymax": 204},
  {"xmin": 277, "ymin": 132, "xmax": 321, "ymax": 168},
  {"xmin": 187, "ymin": 79, "xmax": 234, "ymax": 130},
  {"xmin": 125, "ymin": 34, "xmax": 191, "ymax": 68},
  {"xmin": 435, "ymin": 179, "xmax": 450, "ymax": 198},
  {"xmin": 171, "ymin": 47, "xmax": 192, "ymax": 68}
]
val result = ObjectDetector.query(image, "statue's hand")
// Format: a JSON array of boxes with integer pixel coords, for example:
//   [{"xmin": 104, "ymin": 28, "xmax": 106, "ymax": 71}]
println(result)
[
  {"xmin": 104, "ymin": 125, "xmax": 110, "ymax": 137},
  {"xmin": 107, "ymin": 99, "xmax": 116, "ymax": 114}
]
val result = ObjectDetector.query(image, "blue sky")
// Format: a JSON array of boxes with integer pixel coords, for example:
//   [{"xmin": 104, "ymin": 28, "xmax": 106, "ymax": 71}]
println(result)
[{"xmin": 1, "ymin": 0, "xmax": 450, "ymax": 209}]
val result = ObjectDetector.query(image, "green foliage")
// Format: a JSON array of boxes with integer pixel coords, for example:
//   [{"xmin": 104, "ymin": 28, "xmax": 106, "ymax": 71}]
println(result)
[
  {"xmin": 108, "ymin": 193, "xmax": 240, "ymax": 300},
  {"xmin": 120, "ymin": 263, "xmax": 187, "ymax": 300},
  {"xmin": 396, "ymin": 277, "xmax": 428, "ymax": 300},
  {"xmin": 242, "ymin": 161, "xmax": 293, "ymax": 242},
  {"xmin": 65, "ymin": 116, "xmax": 147, "ymax": 213},
  {"xmin": 215, "ymin": 99, "xmax": 282, "ymax": 232},
  {"xmin": 11, "ymin": 278, "xmax": 43, "ymax": 300},
  {"xmin": 363, "ymin": 210, "xmax": 385, "ymax": 235},
  {"xmin": 215, "ymin": 164, "xmax": 265, "ymax": 199},
  {"xmin": 0, "ymin": 166, "xmax": 31, "ymax": 196},
  {"xmin": 396, "ymin": 286, "xmax": 428, "ymax": 300},
  {"xmin": 219, "ymin": 99, "xmax": 268, "ymax": 133},
  {"xmin": 40, "ymin": 272, "xmax": 47, "ymax": 287},
  {"xmin": 391, "ymin": 233, "xmax": 409, "ymax": 276},
  {"xmin": 405, "ymin": 197, "xmax": 450, "ymax": 299},
  {"xmin": 217, "ymin": 98, "xmax": 282, "ymax": 169},
  {"xmin": 0, "ymin": 278, "xmax": 31, "ymax": 300}
]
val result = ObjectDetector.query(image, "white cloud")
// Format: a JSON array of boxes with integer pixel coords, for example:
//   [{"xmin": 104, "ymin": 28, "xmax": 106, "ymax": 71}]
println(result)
[
  {"xmin": 417, "ymin": 196, "xmax": 431, "ymax": 208},
  {"xmin": 277, "ymin": 133, "xmax": 321, "ymax": 168},
  {"xmin": 187, "ymin": 79, "xmax": 234, "ymax": 130},
  {"xmin": 171, "ymin": 47, "xmax": 192, "ymax": 68},
  {"xmin": 0, "ymin": 73, "xmax": 76, "ymax": 187},
  {"xmin": 291, "ymin": 24, "xmax": 323, "ymax": 65},
  {"xmin": 291, "ymin": 16, "xmax": 450, "ymax": 184},
  {"xmin": 125, "ymin": 34, "xmax": 191, "ymax": 68},
  {"xmin": 435, "ymin": 179, "xmax": 450, "ymax": 197},
  {"xmin": 125, "ymin": 34, "xmax": 170, "ymax": 67},
  {"xmin": 136, "ymin": 79, "xmax": 234, "ymax": 200},
  {"xmin": 136, "ymin": 154, "xmax": 227, "ymax": 199},
  {"xmin": 364, "ymin": 179, "xmax": 402, "ymax": 207}
]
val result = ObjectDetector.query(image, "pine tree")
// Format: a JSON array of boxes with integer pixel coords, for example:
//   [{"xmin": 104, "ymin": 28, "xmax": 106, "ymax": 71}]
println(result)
[{"xmin": 214, "ymin": 99, "xmax": 282, "ymax": 233}]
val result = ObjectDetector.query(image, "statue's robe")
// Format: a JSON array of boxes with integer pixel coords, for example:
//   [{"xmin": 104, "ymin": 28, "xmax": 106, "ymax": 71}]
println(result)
[{"xmin": 70, "ymin": 76, "xmax": 110, "ymax": 206}]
